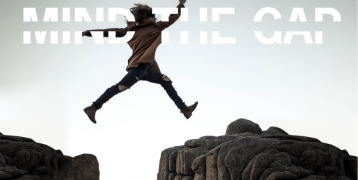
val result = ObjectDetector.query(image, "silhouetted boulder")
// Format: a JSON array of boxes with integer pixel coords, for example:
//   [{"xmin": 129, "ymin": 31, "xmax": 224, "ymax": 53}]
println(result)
[
  {"xmin": 225, "ymin": 118, "xmax": 262, "ymax": 135},
  {"xmin": 0, "ymin": 133, "xmax": 100, "ymax": 180},
  {"xmin": 157, "ymin": 118, "xmax": 357, "ymax": 180},
  {"xmin": 72, "ymin": 154, "xmax": 99, "ymax": 180},
  {"xmin": 262, "ymin": 126, "xmax": 288, "ymax": 136},
  {"xmin": 344, "ymin": 155, "xmax": 357, "ymax": 180}
]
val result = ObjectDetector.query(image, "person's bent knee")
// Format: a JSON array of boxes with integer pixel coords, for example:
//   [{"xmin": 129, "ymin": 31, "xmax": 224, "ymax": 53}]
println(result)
[
  {"xmin": 162, "ymin": 75, "xmax": 171, "ymax": 82},
  {"xmin": 118, "ymin": 85, "xmax": 129, "ymax": 92}
]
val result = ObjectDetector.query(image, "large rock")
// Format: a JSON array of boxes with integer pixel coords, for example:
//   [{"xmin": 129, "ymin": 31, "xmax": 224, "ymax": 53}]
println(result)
[
  {"xmin": 73, "ymin": 154, "xmax": 100, "ymax": 180},
  {"xmin": 0, "ymin": 133, "xmax": 100, "ymax": 180},
  {"xmin": 157, "ymin": 118, "xmax": 357, "ymax": 180},
  {"xmin": 262, "ymin": 126, "xmax": 288, "ymax": 136},
  {"xmin": 158, "ymin": 146, "xmax": 188, "ymax": 180},
  {"xmin": 225, "ymin": 118, "xmax": 262, "ymax": 135},
  {"xmin": 344, "ymin": 155, "xmax": 357, "ymax": 180}
]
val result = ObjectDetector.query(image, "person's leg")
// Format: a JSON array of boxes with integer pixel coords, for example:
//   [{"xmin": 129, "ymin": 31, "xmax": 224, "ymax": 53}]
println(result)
[
  {"xmin": 84, "ymin": 64, "xmax": 149, "ymax": 123},
  {"xmin": 92, "ymin": 72, "xmax": 136, "ymax": 109},
  {"xmin": 142, "ymin": 69, "xmax": 187, "ymax": 109},
  {"xmin": 93, "ymin": 64, "xmax": 152, "ymax": 108},
  {"xmin": 142, "ymin": 69, "xmax": 198, "ymax": 119}
]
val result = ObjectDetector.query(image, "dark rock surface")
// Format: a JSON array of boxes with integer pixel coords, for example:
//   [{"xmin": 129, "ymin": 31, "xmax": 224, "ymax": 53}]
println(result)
[
  {"xmin": 0, "ymin": 132, "xmax": 99, "ymax": 180},
  {"xmin": 157, "ymin": 118, "xmax": 357, "ymax": 180},
  {"xmin": 225, "ymin": 119, "xmax": 262, "ymax": 135}
]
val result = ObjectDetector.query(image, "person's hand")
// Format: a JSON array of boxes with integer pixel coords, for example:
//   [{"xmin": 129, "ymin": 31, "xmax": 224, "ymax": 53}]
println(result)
[{"xmin": 179, "ymin": 0, "xmax": 186, "ymax": 5}]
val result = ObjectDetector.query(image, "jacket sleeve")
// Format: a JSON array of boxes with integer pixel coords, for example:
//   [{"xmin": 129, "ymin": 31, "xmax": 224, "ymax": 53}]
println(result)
[
  {"xmin": 83, "ymin": 27, "xmax": 127, "ymax": 37},
  {"xmin": 156, "ymin": 4, "xmax": 185, "ymax": 30}
]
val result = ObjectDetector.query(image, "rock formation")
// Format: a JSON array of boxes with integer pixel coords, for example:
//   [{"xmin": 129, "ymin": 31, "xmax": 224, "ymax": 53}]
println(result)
[
  {"xmin": 157, "ymin": 119, "xmax": 357, "ymax": 180},
  {"xmin": 0, "ymin": 132, "xmax": 99, "ymax": 180}
]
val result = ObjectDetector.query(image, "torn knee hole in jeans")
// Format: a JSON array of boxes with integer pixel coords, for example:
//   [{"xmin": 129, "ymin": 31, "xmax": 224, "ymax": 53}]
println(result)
[
  {"xmin": 162, "ymin": 75, "xmax": 171, "ymax": 82},
  {"xmin": 118, "ymin": 85, "xmax": 129, "ymax": 91},
  {"xmin": 135, "ymin": 76, "xmax": 140, "ymax": 81}
]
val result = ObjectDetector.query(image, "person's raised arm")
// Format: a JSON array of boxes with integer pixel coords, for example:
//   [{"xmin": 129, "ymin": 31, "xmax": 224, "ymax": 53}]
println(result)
[
  {"xmin": 82, "ymin": 28, "xmax": 128, "ymax": 37},
  {"xmin": 156, "ymin": 0, "xmax": 187, "ymax": 30}
]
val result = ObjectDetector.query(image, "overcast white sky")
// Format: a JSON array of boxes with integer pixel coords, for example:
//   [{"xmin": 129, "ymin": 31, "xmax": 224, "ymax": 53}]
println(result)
[{"xmin": 0, "ymin": 0, "xmax": 357, "ymax": 179}]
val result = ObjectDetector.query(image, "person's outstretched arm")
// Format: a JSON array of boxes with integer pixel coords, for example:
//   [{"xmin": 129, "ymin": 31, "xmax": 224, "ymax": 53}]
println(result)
[
  {"xmin": 156, "ymin": 0, "xmax": 187, "ymax": 30},
  {"xmin": 82, "ymin": 28, "xmax": 128, "ymax": 37}
]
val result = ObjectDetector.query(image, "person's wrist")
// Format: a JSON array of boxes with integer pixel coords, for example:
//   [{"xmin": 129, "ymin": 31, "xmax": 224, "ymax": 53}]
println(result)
[{"xmin": 179, "ymin": 0, "xmax": 186, "ymax": 5}]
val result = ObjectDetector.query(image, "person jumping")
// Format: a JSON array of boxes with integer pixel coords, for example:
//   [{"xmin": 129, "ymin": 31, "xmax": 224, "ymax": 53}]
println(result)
[{"xmin": 82, "ymin": 0, "xmax": 198, "ymax": 124}]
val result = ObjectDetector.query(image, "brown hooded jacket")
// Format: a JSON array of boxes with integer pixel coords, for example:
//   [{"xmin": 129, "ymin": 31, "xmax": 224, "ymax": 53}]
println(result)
[{"xmin": 84, "ymin": 4, "xmax": 184, "ymax": 73}]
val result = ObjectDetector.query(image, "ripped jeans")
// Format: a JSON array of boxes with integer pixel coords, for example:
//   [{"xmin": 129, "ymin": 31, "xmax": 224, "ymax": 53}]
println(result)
[{"xmin": 92, "ymin": 63, "xmax": 187, "ymax": 110}]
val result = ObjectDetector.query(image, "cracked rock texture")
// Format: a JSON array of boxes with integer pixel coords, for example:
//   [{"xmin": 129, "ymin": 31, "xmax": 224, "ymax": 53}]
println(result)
[
  {"xmin": 157, "ymin": 118, "xmax": 357, "ymax": 180},
  {"xmin": 0, "ymin": 132, "xmax": 99, "ymax": 180}
]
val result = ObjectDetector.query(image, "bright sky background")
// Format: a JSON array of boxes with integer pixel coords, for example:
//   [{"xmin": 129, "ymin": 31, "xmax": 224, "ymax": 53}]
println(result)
[{"xmin": 0, "ymin": 0, "xmax": 357, "ymax": 179}]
